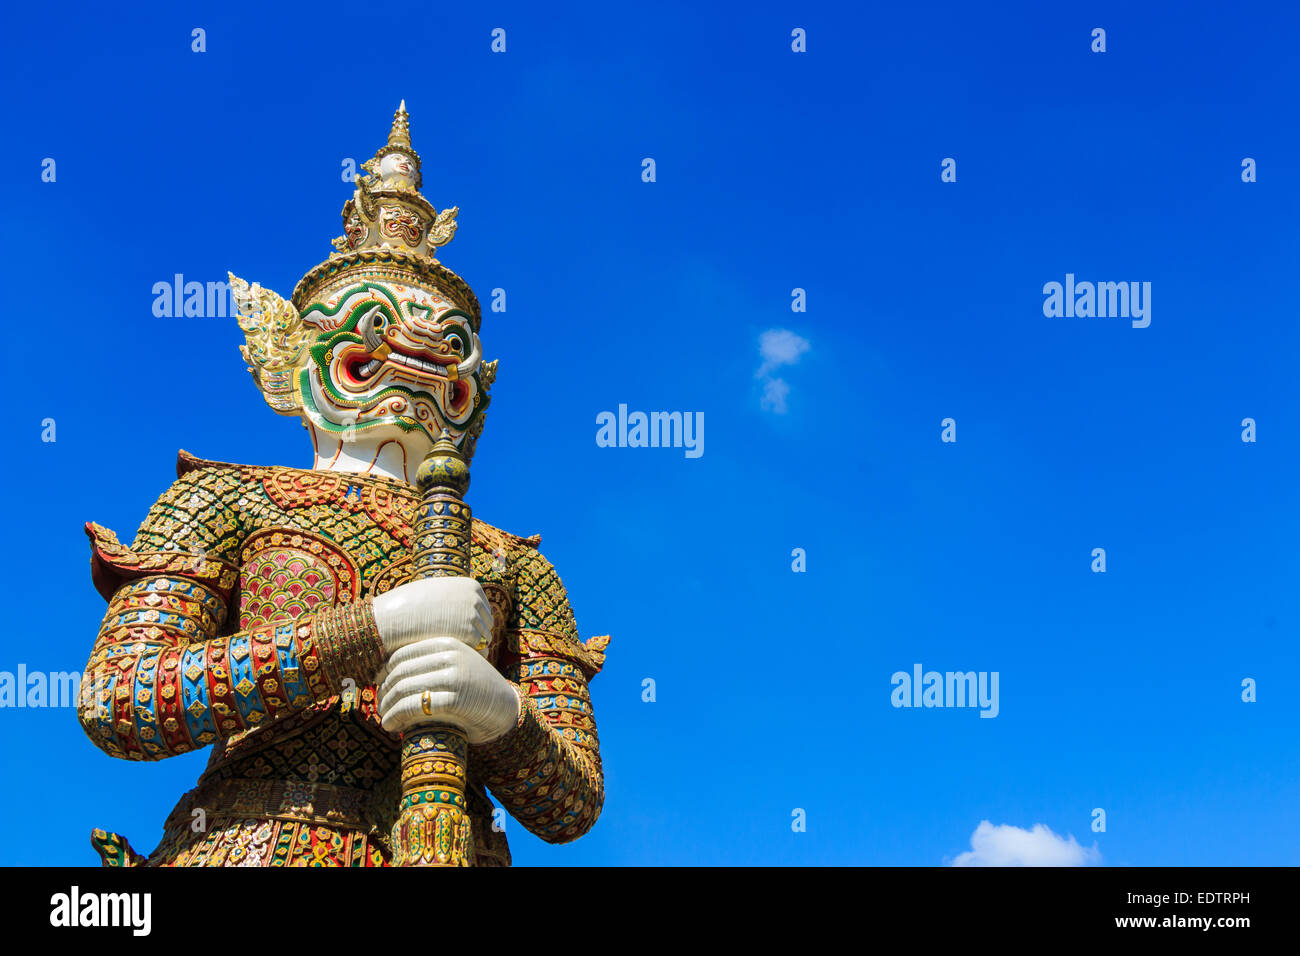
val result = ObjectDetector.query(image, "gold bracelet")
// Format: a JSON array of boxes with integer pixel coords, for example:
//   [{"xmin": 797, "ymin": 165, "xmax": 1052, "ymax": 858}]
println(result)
[
  {"xmin": 329, "ymin": 599, "xmax": 384, "ymax": 683},
  {"xmin": 359, "ymin": 598, "xmax": 384, "ymax": 673},
  {"xmin": 314, "ymin": 609, "xmax": 343, "ymax": 691}
]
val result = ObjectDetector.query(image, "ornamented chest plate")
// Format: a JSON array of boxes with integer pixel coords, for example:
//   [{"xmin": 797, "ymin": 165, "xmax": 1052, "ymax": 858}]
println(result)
[{"xmin": 237, "ymin": 531, "xmax": 361, "ymax": 631}]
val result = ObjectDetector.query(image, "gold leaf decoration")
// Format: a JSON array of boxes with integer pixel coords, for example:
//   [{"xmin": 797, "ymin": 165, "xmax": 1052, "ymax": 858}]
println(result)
[{"xmin": 229, "ymin": 272, "xmax": 310, "ymax": 414}]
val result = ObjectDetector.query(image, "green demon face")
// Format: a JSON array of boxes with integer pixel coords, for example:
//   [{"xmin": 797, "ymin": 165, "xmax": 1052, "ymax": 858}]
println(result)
[{"xmin": 297, "ymin": 280, "xmax": 490, "ymax": 450}]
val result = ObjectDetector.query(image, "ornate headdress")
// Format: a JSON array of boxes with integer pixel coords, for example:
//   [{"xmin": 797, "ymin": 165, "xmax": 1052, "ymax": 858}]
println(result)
[
  {"xmin": 230, "ymin": 102, "xmax": 495, "ymax": 458},
  {"xmin": 324, "ymin": 99, "xmax": 460, "ymax": 266}
]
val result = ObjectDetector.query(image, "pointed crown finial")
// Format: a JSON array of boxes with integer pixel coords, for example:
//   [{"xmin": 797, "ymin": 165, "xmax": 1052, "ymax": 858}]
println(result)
[{"xmin": 388, "ymin": 99, "xmax": 411, "ymax": 148}]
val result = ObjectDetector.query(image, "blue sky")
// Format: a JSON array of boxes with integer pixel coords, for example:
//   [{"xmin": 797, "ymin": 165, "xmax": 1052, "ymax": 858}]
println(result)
[{"xmin": 1, "ymin": 0, "xmax": 1297, "ymax": 865}]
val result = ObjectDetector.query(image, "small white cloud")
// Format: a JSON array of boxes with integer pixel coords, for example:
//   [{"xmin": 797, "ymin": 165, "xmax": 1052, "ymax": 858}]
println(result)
[
  {"xmin": 760, "ymin": 378, "xmax": 791, "ymax": 414},
  {"xmin": 756, "ymin": 329, "xmax": 810, "ymax": 378},
  {"xmin": 755, "ymin": 329, "xmax": 809, "ymax": 413},
  {"xmin": 949, "ymin": 821, "xmax": 1101, "ymax": 867}
]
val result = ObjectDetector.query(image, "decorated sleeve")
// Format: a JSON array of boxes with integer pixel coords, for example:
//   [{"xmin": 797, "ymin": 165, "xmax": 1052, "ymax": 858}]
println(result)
[
  {"xmin": 472, "ymin": 546, "xmax": 611, "ymax": 844},
  {"xmin": 78, "ymin": 470, "xmax": 385, "ymax": 761}
]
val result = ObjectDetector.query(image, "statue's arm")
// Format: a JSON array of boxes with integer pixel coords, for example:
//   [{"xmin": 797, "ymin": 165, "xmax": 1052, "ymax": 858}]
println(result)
[
  {"xmin": 471, "ymin": 547, "xmax": 610, "ymax": 844},
  {"xmin": 77, "ymin": 469, "xmax": 384, "ymax": 761}
]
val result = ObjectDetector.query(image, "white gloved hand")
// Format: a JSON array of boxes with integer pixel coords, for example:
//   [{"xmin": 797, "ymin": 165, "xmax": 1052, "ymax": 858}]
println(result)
[
  {"xmin": 371, "ymin": 577, "xmax": 493, "ymax": 655},
  {"xmin": 377, "ymin": 636, "xmax": 521, "ymax": 743}
]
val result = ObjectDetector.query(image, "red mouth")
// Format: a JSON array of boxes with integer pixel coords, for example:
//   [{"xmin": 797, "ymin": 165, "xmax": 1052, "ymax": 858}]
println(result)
[{"xmin": 338, "ymin": 346, "xmax": 471, "ymax": 413}]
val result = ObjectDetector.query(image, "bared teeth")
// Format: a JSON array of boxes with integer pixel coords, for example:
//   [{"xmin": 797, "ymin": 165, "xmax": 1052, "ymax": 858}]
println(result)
[
  {"xmin": 384, "ymin": 350, "xmax": 450, "ymax": 375},
  {"xmin": 353, "ymin": 350, "xmax": 450, "ymax": 380}
]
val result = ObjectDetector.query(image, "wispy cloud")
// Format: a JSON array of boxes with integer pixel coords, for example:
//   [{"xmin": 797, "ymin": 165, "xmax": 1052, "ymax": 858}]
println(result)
[
  {"xmin": 760, "ymin": 377, "xmax": 791, "ymax": 414},
  {"xmin": 949, "ymin": 821, "xmax": 1101, "ymax": 867},
  {"xmin": 755, "ymin": 329, "xmax": 809, "ymax": 414}
]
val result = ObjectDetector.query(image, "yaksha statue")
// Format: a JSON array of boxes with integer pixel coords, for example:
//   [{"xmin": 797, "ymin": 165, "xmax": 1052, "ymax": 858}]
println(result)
[{"xmin": 78, "ymin": 102, "xmax": 610, "ymax": 867}]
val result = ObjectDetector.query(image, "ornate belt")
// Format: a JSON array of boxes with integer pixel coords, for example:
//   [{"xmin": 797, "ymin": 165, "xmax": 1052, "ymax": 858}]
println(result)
[
  {"xmin": 159, "ymin": 776, "xmax": 511, "ymax": 866},
  {"xmin": 168, "ymin": 778, "xmax": 388, "ymax": 832}
]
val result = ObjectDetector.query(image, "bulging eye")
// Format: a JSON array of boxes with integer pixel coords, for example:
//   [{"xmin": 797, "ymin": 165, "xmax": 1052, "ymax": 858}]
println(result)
[{"xmin": 446, "ymin": 333, "xmax": 465, "ymax": 355}]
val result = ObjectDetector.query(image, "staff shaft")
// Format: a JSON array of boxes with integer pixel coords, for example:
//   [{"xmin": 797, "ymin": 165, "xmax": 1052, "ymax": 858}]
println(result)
[{"xmin": 392, "ymin": 433, "xmax": 476, "ymax": 867}]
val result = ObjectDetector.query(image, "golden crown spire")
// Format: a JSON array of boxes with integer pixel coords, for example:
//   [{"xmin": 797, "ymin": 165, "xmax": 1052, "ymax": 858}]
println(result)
[{"xmin": 388, "ymin": 99, "xmax": 412, "ymax": 148}]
